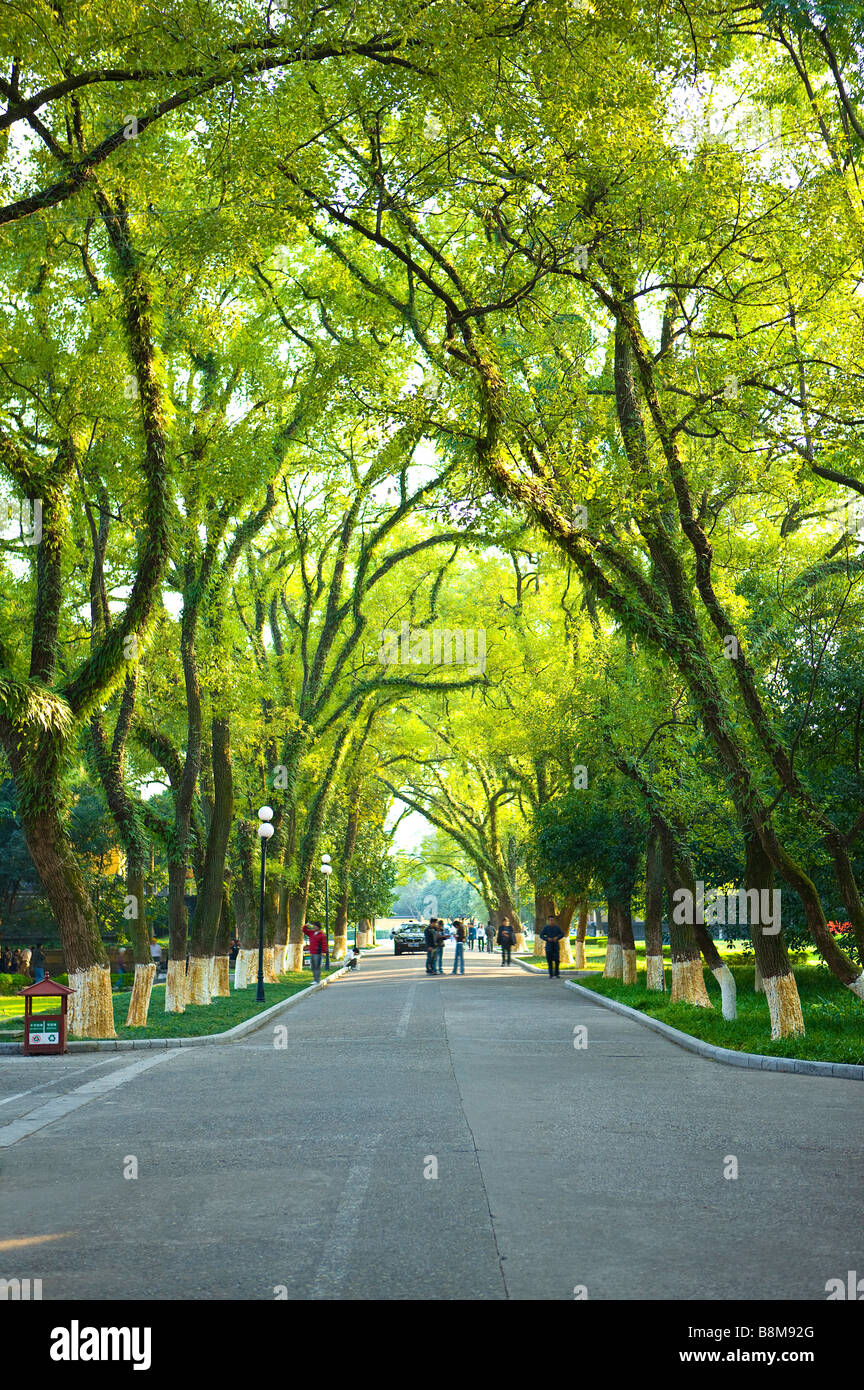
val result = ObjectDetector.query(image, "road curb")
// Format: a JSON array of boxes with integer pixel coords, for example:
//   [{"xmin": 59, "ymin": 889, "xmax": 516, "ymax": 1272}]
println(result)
[
  {"xmin": 0, "ymin": 966, "xmax": 348, "ymax": 1055},
  {"xmin": 561, "ymin": 980, "xmax": 864, "ymax": 1080}
]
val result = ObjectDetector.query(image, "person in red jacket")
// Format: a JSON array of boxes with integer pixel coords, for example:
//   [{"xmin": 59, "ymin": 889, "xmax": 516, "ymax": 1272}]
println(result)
[{"xmin": 303, "ymin": 921, "xmax": 327, "ymax": 983}]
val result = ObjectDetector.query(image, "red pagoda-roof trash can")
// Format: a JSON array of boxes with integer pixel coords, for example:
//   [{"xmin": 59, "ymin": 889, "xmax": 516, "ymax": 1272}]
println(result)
[{"xmin": 20, "ymin": 975, "xmax": 75, "ymax": 1055}]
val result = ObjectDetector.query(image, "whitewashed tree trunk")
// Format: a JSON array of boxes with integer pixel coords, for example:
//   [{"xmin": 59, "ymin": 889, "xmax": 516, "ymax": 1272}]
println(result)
[
  {"xmin": 126, "ymin": 962, "xmax": 156, "ymax": 1027},
  {"xmin": 764, "ymin": 972, "xmax": 805, "ymax": 1038},
  {"xmin": 847, "ymin": 970, "xmax": 864, "ymax": 1000},
  {"xmin": 670, "ymin": 959, "xmax": 712, "ymax": 1007},
  {"xmin": 285, "ymin": 941, "xmax": 303, "ymax": 971},
  {"xmin": 645, "ymin": 955, "xmax": 665, "ymax": 991},
  {"xmin": 165, "ymin": 958, "xmax": 187, "ymax": 1013},
  {"xmin": 333, "ymin": 934, "xmax": 347, "ymax": 961},
  {"xmin": 603, "ymin": 942, "xmax": 623, "ymax": 979},
  {"xmin": 213, "ymin": 956, "xmax": 230, "ymax": 997},
  {"xmin": 239, "ymin": 948, "xmax": 259, "ymax": 987},
  {"xmin": 68, "ymin": 965, "xmax": 115, "ymax": 1038},
  {"xmin": 572, "ymin": 939, "xmax": 586, "ymax": 968},
  {"xmin": 187, "ymin": 955, "xmax": 213, "ymax": 1006},
  {"xmin": 711, "ymin": 963, "xmax": 737, "ymax": 1020},
  {"xmin": 621, "ymin": 948, "xmax": 637, "ymax": 985}
]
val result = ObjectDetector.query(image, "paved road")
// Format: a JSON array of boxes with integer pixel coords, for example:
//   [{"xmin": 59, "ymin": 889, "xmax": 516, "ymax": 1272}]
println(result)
[{"xmin": 0, "ymin": 946, "xmax": 862, "ymax": 1299}]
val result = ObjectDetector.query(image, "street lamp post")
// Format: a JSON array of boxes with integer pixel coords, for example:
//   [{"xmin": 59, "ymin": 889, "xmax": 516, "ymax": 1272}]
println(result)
[
  {"xmin": 257, "ymin": 806, "xmax": 275, "ymax": 1004},
  {"xmin": 321, "ymin": 853, "xmax": 332, "ymax": 969}
]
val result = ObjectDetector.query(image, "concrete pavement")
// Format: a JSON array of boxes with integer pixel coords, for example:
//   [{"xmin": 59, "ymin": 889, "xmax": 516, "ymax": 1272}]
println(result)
[{"xmin": 0, "ymin": 944, "xmax": 861, "ymax": 1299}]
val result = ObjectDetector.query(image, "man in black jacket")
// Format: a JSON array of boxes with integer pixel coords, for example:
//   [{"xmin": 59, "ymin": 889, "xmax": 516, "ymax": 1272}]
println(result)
[
  {"xmin": 539, "ymin": 915, "xmax": 565, "ymax": 977},
  {"xmin": 496, "ymin": 920, "xmax": 515, "ymax": 965},
  {"xmin": 424, "ymin": 920, "xmax": 438, "ymax": 975}
]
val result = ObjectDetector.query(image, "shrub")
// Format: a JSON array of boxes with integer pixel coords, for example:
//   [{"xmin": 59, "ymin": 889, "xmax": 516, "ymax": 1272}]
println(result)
[{"xmin": 0, "ymin": 972, "xmax": 30, "ymax": 994}]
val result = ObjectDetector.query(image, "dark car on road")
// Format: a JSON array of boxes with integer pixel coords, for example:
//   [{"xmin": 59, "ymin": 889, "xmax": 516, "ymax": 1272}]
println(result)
[{"xmin": 393, "ymin": 922, "xmax": 427, "ymax": 956}]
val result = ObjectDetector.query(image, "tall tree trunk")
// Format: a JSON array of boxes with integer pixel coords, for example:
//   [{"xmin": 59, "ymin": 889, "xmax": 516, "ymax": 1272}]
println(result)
[
  {"xmin": 165, "ymin": 860, "xmax": 189, "ymax": 1013},
  {"xmin": 494, "ymin": 882, "xmax": 524, "ymax": 950},
  {"xmin": 90, "ymin": 680, "xmax": 156, "ymax": 1027},
  {"xmin": 555, "ymin": 895, "xmax": 576, "ymax": 967},
  {"xmin": 603, "ymin": 904, "xmax": 623, "ymax": 979},
  {"xmin": 613, "ymin": 896, "xmax": 638, "ymax": 984},
  {"xmin": 19, "ymin": 803, "xmax": 115, "ymax": 1037},
  {"xmin": 212, "ymin": 884, "xmax": 232, "ymax": 998},
  {"xmin": 656, "ymin": 823, "xmax": 713, "ymax": 1009},
  {"xmin": 644, "ymin": 824, "xmax": 665, "ymax": 991},
  {"xmin": 573, "ymin": 898, "xmax": 588, "ymax": 969},
  {"xmin": 125, "ymin": 855, "xmax": 155, "ymax": 1026},
  {"xmin": 188, "ymin": 716, "xmax": 233, "ymax": 1004},
  {"xmin": 272, "ymin": 842, "xmax": 290, "ymax": 974},
  {"xmin": 533, "ymin": 888, "xmax": 555, "ymax": 958},
  {"xmin": 333, "ymin": 785, "xmax": 361, "ymax": 962},
  {"xmin": 743, "ymin": 826, "xmax": 804, "ymax": 1037},
  {"xmin": 233, "ymin": 827, "xmax": 259, "ymax": 987},
  {"xmin": 286, "ymin": 886, "xmax": 309, "ymax": 970},
  {"xmin": 283, "ymin": 722, "xmax": 352, "ymax": 968},
  {"xmin": 263, "ymin": 874, "xmax": 280, "ymax": 980}
]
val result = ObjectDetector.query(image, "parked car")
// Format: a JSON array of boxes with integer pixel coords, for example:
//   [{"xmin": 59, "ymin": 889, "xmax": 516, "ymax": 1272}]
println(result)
[{"xmin": 393, "ymin": 922, "xmax": 427, "ymax": 956}]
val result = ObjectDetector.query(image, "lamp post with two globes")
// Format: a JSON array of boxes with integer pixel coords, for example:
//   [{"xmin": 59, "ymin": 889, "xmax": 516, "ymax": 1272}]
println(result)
[{"xmin": 257, "ymin": 806, "xmax": 275, "ymax": 1003}]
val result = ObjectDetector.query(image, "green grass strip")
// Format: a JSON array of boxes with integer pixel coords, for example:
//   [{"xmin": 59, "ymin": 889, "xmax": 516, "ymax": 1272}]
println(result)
[
  {"xmin": 577, "ymin": 962, "xmax": 864, "ymax": 1065},
  {"xmin": 0, "ymin": 969, "xmax": 340, "ymax": 1041}
]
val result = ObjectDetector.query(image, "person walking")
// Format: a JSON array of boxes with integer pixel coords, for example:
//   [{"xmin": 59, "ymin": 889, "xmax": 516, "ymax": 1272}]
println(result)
[
  {"xmin": 451, "ymin": 919, "xmax": 466, "ymax": 975},
  {"xmin": 434, "ymin": 919, "xmax": 445, "ymax": 975},
  {"xmin": 19, "ymin": 946, "xmax": 32, "ymax": 979},
  {"xmin": 485, "ymin": 921, "xmax": 495, "ymax": 954},
  {"xmin": 467, "ymin": 920, "xmax": 476, "ymax": 952},
  {"xmin": 115, "ymin": 945, "xmax": 126, "ymax": 991},
  {"xmin": 302, "ymin": 921, "xmax": 327, "ymax": 983},
  {"xmin": 539, "ymin": 915, "xmax": 565, "ymax": 978},
  {"xmin": 497, "ymin": 920, "xmax": 515, "ymax": 966},
  {"xmin": 424, "ymin": 919, "xmax": 438, "ymax": 975},
  {"xmin": 31, "ymin": 942, "xmax": 46, "ymax": 984}
]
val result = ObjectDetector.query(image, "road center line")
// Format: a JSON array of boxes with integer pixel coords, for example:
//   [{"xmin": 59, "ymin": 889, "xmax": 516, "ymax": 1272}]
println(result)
[
  {"xmin": 0, "ymin": 1050, "xmax": 181, "ymax": 1148},
  {"xmin": 309, "ymin": 1133, "xmax": 382, "ymax": 1299},
  {"xmin": 396, "ymin": 982, "xmax": 417, "ymax": 1038}
]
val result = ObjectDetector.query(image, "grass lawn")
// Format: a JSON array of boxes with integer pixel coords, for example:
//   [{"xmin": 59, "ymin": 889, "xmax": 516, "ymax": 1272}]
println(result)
[
  {"xmin": 0, "ymin": 994, "xmax": 60, "ymax": 1023},
  {"xmin": 0, "ymin": 968, "xmax": 340, "ymax": 1041},
  {"xmin": 576, "ymin": 960, "xmax": 864, "ymax": 1064}
]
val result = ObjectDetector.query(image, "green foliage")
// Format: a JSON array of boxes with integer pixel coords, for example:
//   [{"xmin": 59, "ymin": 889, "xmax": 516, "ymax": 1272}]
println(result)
[{"xmin": 2, "ymin": 0, "xmax": 864, "ymax": 1017}]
